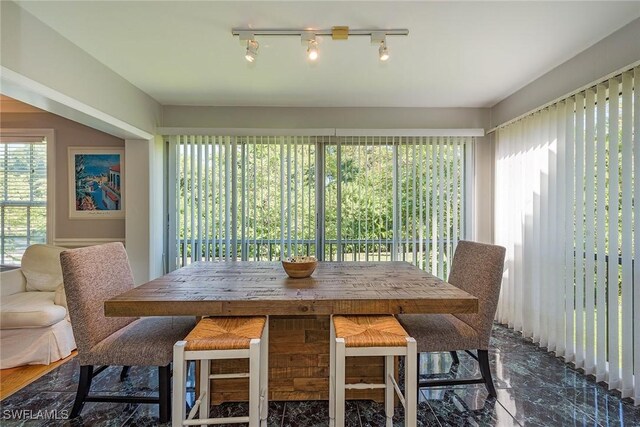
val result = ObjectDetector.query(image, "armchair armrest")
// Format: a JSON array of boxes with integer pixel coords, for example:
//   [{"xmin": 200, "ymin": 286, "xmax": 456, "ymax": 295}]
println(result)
[
  {"xmin": 0, "ymin": 268, "xmax": 27, "ymax": 297},
  {"xmin": 54, "ymin": 284, "xmax": 70, "ymax": 321},
  {"xmin": 54, "ymin": 284, "xmax": 68, "ymax": 309}
]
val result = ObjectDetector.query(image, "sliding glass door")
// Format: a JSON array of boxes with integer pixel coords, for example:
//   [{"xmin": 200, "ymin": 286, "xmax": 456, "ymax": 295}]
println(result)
[{"xmin": 167, "ymin": 134, "xmax": 472, "ymax": 278}]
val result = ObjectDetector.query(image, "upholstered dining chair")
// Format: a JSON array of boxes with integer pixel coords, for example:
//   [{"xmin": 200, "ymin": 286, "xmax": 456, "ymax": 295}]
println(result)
[
  {"xmin": 397, "ymin": 240, "xmax": 506, "ymax": 397},
  {"xmin": 60, "ymin": 242, "xmax": 195, "ymax": 423}
]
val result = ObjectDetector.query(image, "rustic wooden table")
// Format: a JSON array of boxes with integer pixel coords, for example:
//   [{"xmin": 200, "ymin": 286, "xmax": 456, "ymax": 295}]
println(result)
[{"xmin": 104, "ymin": 261, "xmax": 477, "ymax": 402}]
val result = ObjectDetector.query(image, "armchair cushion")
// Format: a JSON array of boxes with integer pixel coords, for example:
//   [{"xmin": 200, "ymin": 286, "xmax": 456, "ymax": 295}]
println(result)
[
  {"xmin": 397, "ymin": 313, "xmax": 480, "ymax": 352},
  {"xmin": 0, "ymin": 291, "xmax": 67, "ymax": 329},
  {"xmin": 22, "ymin": 244, "xmax": 66, "ymax": 292}
]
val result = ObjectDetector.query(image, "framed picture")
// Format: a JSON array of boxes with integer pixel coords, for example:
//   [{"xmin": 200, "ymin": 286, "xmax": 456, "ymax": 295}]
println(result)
[{"xmin": 68, "ymin": 147, "xmax": 125, "ymax": 219}]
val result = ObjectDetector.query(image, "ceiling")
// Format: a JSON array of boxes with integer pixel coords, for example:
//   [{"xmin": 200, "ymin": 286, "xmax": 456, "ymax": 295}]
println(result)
[{"xmin": 16, "ymin": 1, "xmax": 640, "ymax": 108}]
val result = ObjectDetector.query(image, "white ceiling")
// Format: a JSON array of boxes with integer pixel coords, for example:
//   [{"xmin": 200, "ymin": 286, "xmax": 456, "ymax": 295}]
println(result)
[{"xmin": 16, "ymin": 1, "xmax": 640, "ymax": 108}]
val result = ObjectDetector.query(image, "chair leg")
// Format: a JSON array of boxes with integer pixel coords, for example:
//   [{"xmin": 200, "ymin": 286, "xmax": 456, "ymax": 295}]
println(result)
[
  {"xmin": 405, "ymin": 339, "xmax": 417, "ymax": 427},
  {"xmin": 259, "ymin": 317, "xmax": 269, "ymax": 427},
  {"xmin": 449, "ymin": 351, "xmax": 460, "ymax": 365},
  {"xmin": 477, "ymin": 350, "xmax": 496, "ymax": 397},
  {"xmin": 249, "ymin": 339, "xmax": 261, "ymax": 427},
  {"xmin": 173, "ymin": 342, "xmax": 187, "ymax": 427},
  {"xmin": 71, "ymin": 365, "xmax": 93, "ymax": 419},
  {"xmin": 159, "ymin": 364, "xmax": 171, "ymax": 424},
  {"xmin": 120, "ymin": 366, "xmax": 131, "ymax": 381},
  {"xmin": 384, "ymin": 355, "xmax": 394, "ymax": 427},
  {"xmin": 329, "ymin": 316, "xmax": 336, "ymax": 427},
  {"xmin": 335, "ymin": 338, "xmax": 346, "ymax": 427},
  {"xmin": 199, "ymin": 359, "xmax": 211, "ymax": 423}
]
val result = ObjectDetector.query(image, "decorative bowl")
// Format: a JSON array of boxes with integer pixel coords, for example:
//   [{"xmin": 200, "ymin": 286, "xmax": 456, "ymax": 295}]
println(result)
[{"xmin": 282, "ymin": 256, "xmax": 318, "ymax": 279}]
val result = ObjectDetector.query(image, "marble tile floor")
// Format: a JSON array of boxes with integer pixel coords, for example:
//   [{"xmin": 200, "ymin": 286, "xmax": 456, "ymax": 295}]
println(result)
[{"xmin": 1, "ymin": 323, "xmax": 638, "ymax": 426}]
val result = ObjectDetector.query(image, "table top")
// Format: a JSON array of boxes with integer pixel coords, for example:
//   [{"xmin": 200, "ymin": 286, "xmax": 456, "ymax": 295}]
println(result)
[{"xmin": 104, "ymin": 261, "xmax": 478, "ymax": 317}]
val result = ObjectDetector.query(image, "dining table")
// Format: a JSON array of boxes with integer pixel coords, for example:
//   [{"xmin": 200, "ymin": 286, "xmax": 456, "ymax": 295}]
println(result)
[{"xmin": 104, "ymin": 261, "xmax": 478, "ymax": 403}]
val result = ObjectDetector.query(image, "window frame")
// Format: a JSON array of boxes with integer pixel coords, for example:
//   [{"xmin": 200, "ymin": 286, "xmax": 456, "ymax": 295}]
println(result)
[{"xmin": 0, "ymin": 128, "xmax": 55, "ymax": 258}]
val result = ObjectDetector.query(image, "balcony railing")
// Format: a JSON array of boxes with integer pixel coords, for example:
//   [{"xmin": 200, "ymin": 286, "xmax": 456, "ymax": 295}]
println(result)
[{"xmin": 176, "ymin": 237, "xmax": 457, "ymax": 271}]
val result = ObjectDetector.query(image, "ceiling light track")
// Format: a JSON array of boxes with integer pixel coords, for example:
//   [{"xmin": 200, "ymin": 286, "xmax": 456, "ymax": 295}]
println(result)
[
  {"xmin": 233, "ymin": 27, "xmax": 408, "ymax": 63},
  {"xmin": 232, "ymin": 28, "xmax": 409, "ymax": 38}
]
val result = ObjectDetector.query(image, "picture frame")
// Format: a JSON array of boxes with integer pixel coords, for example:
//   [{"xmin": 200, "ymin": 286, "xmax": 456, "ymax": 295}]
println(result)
[{"xmin": 68, "ymin": 147, "xmax": 125, "ymax": 219}]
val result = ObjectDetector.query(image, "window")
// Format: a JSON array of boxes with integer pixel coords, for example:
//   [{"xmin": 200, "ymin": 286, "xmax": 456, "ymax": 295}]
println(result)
[
  {"xmin": 0, "ymin": 134, "xmax": 48, "ymax": 265},
  {"xmin": 167, "ymin": 134, "xmax": 473, "ymax": 279}
]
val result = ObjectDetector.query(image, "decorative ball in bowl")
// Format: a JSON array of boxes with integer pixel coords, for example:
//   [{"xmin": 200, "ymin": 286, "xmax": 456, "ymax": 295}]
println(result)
[{"xmin": 282, "ymin": 256, "xmax": 318, "ymax": 279}]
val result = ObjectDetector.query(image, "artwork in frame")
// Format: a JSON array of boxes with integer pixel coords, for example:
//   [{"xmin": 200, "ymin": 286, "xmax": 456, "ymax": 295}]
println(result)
[{"xmin": 68, "ymin": 147, "xmax": 125, "ymax": 219}]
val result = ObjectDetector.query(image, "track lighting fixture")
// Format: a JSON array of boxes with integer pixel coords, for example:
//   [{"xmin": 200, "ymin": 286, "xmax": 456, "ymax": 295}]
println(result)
[
  {"xmin": 232, "ymin": 27, "xmax": 408, "ymax": 62},
  {"xmin": 245, "ymin": 39, "xmax": 259, "ymax": 63}
]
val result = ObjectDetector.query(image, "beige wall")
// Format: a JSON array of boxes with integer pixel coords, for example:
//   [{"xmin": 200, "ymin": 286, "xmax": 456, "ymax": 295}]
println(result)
[
  {"xmin": 0, "ymin": 112, "xmax": 125, "ymax": 242},
  {"xmin": 491, "ymin": 17, "xmax": 640, "ymax": 127},
  {"xmin": 162, "ymin": 106, "xmax": 489, "ymax": 129},
  {"xmin": 473, "ymin": 135, "xmax": 494, "ymax": 244}
]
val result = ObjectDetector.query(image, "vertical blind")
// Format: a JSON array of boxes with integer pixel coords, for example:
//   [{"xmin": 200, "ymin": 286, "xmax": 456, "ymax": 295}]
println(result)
[
  {"xmin": 495, "ymin": 66, "xmax": 639, "ymax": 403},
  {"xmin": 169, "ymin": 135, "xmax": 322, "ymax": 265},
  {"xmin": 0, "ymin": 139, "xmax": 47, "ymax": 265},
  {"xmin": 324, "ymin": 136, "xmax": 467, "ymax": 279},
  {"xmin": 168, "ymin": 135, "xmax": 471, "ymax": 280}
]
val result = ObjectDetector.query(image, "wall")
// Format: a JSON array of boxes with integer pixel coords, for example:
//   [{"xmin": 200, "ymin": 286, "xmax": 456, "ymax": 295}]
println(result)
[
  {"xmin": 0, "ymin": 0, "xmax": 160, "ymax": 138},
  {"xmin": 124, "ymin": 137, "xmax": 165, "ymax": 284},
  {"xmin": 0, "ymin": 111, "xmax": 125, "ymax": 244},
  {"xmin": 473, "ymin": 135, "xmax": 494, "ymax": 244},
  {"xmin": 492, "ymin": 17, "xmax": 640, "ymax": 127},
  {"xmin": 162, "ymin": 106, "xmax": 489, "ymax": 129},
  {"xmin": 1, "ymin": 1, "xmax": 160, "ymax": 279}
]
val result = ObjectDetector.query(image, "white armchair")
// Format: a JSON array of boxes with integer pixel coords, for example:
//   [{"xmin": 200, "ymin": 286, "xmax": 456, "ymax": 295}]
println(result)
[{"xmin": 0, "ymin": 244, "xmax": 76, "ymax": 368}]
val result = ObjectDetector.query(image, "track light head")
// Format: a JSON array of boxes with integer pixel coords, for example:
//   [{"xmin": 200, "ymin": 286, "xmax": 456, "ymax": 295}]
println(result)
[
  {"xmin": 378, "ymin": 41, "xmax": 389, "ymax": 61},
  {"xmin": 245, "ymin": 39, "xmax": 259, "ymax": 63},
  {"xmin": 307, "ymin": 39, "xmax": 319, "ymax": 61},
  {"xmin": 302, "ymin": 33, "xmax": 319, "ymax": 61},
  {"xmin": 371, "ymin": 32, "xmax": 390, "ymax": 61}
]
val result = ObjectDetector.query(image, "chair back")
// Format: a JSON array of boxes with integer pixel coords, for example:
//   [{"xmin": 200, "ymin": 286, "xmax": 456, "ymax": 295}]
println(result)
[
  {"xmin": 60, "ymin": 242, "xmax": 137, "ymax": 357},
  {"xmin": 449, "ymin": 240, "xmax": 505, "ymax": 349}
]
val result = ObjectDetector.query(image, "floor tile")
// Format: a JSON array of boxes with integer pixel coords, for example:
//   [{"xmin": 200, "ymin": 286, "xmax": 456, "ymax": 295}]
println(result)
[
  {"xmin": 554, "ymin": 387, "xmax": 640, "ymax": 427},
  {"xmin": 454, "ymin": 349, "xmax": 594, "ymax": 389},
  {"xmin": 90, "ymin": 366, "xmax": 159, "ymax": 395},
  {"xmin": 60, "ymin": 398, "xmax": 139, "ymax": 427},
  {"xmin": 281, "ymin": 400, "xmax": 359, "ymax": 427},
  {"xmin": 0, "ymin": 391, "xmax": 76, "ymax": 427},
  {"xmin": 358, "ymin": 398, "xmax": 439, "ymax": 426},
  {"xmin": 10, "ymin": 358, "xmax": 80, "ymax": 394},
  {"xmin": 488, "ymin": 326, "xmax": 540, "ymax": 353},
  {"xmin": 495, "ymin": 387, "xmax": 601, "ymax": 426},
  {"xmin": 422, "ymin": 386, "xmax": 521, "ymax": 426}
]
